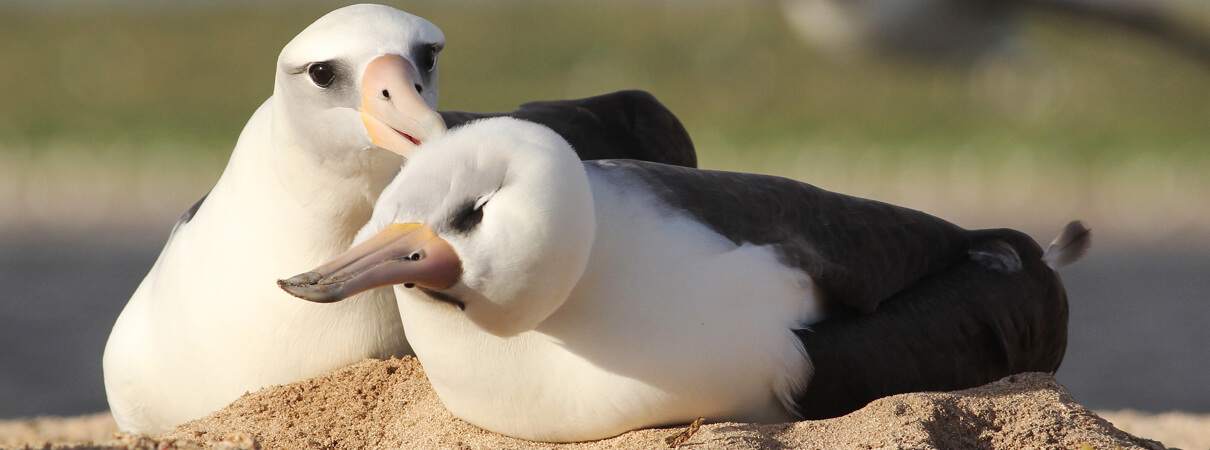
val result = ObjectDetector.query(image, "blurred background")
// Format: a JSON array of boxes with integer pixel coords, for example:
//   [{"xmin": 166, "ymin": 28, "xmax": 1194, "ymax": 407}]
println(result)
[{"xmin": 1, "ymin": 0, "xmax": 1208, "ymax": 421}]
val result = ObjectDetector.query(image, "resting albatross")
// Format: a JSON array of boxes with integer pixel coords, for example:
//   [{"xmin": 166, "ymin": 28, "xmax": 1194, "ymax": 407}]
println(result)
[
  {"xmin": 280, "ymin": 118, "xmax": 1090, "ymax": 443},
  {"xmin": 103, "ymin": 5, "xmax": 695, "ymax": 435}
]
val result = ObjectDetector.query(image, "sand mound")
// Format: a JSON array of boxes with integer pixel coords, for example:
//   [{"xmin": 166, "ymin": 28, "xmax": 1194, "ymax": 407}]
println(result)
[
  {"xmin": 0, "ymin": 413, "xmax": 116, "ymax": 448},
  {"xmin": 25, "ymin": 357, "xmax": 1163, "ymax": 449},
  {"xmin": 1097, "ymin": 410, "xmax": 1210, "ymax": 450},
  {"xmin": 153, "ymin": 357, "xmax": 1162, "ymax": 449}
]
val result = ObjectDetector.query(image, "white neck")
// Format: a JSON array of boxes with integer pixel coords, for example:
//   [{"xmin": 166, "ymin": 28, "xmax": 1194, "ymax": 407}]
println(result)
[{"xmin": 208, "ymin": 99, "xmax": 402, "ymax": 262}]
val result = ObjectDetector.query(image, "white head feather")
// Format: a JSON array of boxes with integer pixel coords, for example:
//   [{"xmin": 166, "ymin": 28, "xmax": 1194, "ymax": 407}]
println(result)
[
  {"xmin": 362, "ymin": 118, "xmax": 596, "ymax": 336},
  {"xmin": 273, "ymin": 4, "xmax": 444, "ymax": 169}
]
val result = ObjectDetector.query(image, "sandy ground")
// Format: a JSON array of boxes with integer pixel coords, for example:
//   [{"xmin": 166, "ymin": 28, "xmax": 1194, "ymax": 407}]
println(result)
[{"xmin": 3, "ymin": 357, "xmax": 1208, "ymax": 450}]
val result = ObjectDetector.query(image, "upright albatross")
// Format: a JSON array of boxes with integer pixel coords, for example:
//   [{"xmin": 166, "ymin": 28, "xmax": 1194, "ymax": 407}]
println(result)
[
  {"xmin": 281, "ymin": 118, "xmax": 1090, "ymax": 443},
  {"xmin": 103, "ymin": 5, "xmax": 695, "ymax": 434}
]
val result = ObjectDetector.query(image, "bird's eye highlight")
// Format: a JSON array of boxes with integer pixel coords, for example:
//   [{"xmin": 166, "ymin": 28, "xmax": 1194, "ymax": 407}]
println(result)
[
  {"xmin": 308, "ymin": 62, "xmax": 335, "ymax": 88},
  {"xmin": 421, "ymin": 46, "xmax": 438, "ymax": 73}
]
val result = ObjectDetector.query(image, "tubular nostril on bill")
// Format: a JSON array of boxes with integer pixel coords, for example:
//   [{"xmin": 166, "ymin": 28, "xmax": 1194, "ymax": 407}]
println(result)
[
  {"xmin": 381, "ymin": 89, "xmax": 390, "ymax": 99},
  {"xmin": 415, "ymin": 84, "xmax": 423, "ymax": 94}
]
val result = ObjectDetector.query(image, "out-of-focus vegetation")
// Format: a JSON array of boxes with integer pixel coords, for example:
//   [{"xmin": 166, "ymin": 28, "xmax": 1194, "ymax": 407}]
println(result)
[
  {"xmin": 1, "ymin": 1, "xmax": 1207, "ymax": 239},
  {"xmin": 2, "ymin": 1, "xmax": 1207, "ymax": 159}
]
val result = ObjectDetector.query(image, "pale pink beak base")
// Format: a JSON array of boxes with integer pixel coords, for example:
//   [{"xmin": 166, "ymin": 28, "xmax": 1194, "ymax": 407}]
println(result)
[{"xmin": 359, "ymin": 54, "xmax": 447, "ymax": 156}]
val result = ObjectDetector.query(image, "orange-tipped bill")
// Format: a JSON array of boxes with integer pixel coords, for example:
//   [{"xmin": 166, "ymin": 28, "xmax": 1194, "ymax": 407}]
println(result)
[
  {"xmin": 278, "ymin": 223, "xmax": 462, "ymax": 303},
  {"xmin": 360, "ymin": 54, "xmax": 447, "ymax": 157}
]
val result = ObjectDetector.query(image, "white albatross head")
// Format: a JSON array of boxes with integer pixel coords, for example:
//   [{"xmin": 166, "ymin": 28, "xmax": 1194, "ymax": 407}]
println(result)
[
  {"xmin": 278, "ymin": 118, "xmax": 597, "ymax": 337},
  {"xmin": 273, "ymin": 4, "xmax": 447, "ymax": 165}
]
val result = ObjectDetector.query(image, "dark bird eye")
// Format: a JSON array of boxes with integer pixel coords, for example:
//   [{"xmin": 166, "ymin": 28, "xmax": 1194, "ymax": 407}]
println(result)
[
  {"xmin": 420, "ymin": 46, "xmax": 438, "ymax": 72},
  {"xmin": 308, "ymin": 62, "xmax": 335, "ymax": 88}
]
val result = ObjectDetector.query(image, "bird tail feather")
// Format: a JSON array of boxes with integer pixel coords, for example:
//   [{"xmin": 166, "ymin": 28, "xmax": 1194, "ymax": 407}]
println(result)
[{"xmin": 1042, "ymin": 220, "xmax": 1092, "ymax": 270}]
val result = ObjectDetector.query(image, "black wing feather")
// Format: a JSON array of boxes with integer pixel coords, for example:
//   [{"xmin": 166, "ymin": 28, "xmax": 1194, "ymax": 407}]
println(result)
[
  {"xmin": 588, "ymin": 160, "xmax": 973, "ymax": 315},
  {"xmin": 587, "ymin": 160, "xmax": 1071, "ymax": 419},
  {"xmin": 440, "ymin": 90, "xmax": 696, "ymax": 168},
  {"xmin": 167, "ymin": 191, "xmax": 209, "ymax": 240},
  {"xmin": 794, "ymin": 229, "xmax": 1068, "ymax": 418}
]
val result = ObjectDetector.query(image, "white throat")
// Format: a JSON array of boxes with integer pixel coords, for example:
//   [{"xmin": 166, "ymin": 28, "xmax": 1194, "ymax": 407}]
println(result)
[{"xmin": 231, "ymin": 98, "xmax": 402, "ymax": 258}]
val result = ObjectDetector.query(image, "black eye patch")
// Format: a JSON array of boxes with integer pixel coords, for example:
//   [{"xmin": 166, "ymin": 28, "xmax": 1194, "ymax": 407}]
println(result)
[
  {"xmin": 449, "ymin": 199, "xmax": 484, "ymax": 233},
  {"xmin": 420, "ymin": 44, "xmax": 438, "ymax": 72}
]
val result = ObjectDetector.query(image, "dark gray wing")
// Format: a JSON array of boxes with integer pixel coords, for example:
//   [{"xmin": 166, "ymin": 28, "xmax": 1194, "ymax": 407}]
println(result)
[
  {"xmin": 587, "ymin": 160, "xmax": 973, "ymax": 315},
  {"xmin": 793, "ymin": 228, "xmax": 1068, "ymax": 418},
  {"xmin": 167, "ymin": 191, "xmax": 208, "ymax": 240},
  {"xmin": 590, "ymin": 160, "xmax": 1071, "ymax": 418},
  {"xmin": 440, "ymin": 90, "xmax": 696, "ymax": 168}
]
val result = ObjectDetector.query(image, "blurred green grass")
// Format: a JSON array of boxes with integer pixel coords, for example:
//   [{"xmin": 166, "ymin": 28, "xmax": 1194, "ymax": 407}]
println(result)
[{"xmin": 2, "ymin": 1, "xmax": 1207, "ymax": 162}]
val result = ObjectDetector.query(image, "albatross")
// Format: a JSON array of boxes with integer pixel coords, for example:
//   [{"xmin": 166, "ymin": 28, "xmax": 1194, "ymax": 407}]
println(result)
[
  {"xmin": 280, "ymin": 118, "xmax": 1090, "ymax": 443},
  {"xmin": 103, "ymin": 4, "xmax": 695, "ymax": 434}
]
